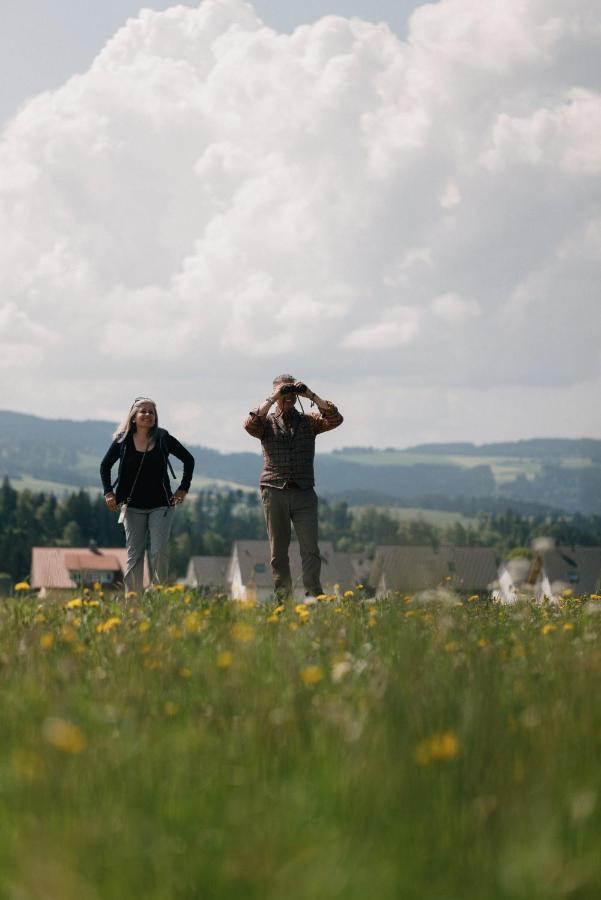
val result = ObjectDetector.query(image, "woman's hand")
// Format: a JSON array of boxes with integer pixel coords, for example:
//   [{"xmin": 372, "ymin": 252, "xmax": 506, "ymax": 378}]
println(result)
[
  {"xmin": 105, "ymin": 492, "xmax": 118, "ymax": 512},
  {"xmin": 171, "ymin": 490, "xmax": 187, "ymax": 506}
]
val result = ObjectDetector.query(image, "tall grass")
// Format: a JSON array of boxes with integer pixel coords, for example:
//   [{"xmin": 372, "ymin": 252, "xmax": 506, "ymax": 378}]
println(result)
[{"xmin": 1, "ymin": 587, "xmax": 601, "ymax": 899}]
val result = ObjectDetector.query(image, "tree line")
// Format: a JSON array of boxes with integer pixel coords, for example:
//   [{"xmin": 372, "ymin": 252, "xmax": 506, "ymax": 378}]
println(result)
[{"xmin": 1, "ymin": 477, "xmax": 600, "ymax": 584}]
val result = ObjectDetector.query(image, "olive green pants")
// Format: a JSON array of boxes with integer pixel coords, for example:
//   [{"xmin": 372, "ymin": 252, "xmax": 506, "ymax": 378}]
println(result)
[{"xmin": 260, "ymin": 486, "xmax": 322, "ymax": 597}]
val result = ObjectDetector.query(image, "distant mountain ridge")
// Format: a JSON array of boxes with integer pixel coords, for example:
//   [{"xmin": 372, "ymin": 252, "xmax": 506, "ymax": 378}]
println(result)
[{"xmin": 1, "ymin": 410, "xmax": 600, "ymax": 514}]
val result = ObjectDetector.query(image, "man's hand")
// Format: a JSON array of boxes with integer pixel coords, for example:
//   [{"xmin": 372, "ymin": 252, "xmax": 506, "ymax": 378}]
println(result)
[
  {"xmin": 171, "ymin": 490, "xmax": 187, "ymax": 506},
  {"xmin": 105, "ymin": 492, "xmax": 118, "ymax": 512},
  {"xmin": 294, "ymin": 381, "xmax": 311, "ymax": 398}
]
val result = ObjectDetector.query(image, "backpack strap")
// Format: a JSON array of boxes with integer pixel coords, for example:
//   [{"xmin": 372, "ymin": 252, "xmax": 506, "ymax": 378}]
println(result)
[{"xmin": 158, "ymin": 428, "xmax": 177, "ymax": 479}]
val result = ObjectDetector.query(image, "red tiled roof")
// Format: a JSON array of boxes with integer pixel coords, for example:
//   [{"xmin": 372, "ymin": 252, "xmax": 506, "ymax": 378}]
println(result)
[{"xmin": 64, "ymin": 552, "xmax": 121, "ymax": 572}]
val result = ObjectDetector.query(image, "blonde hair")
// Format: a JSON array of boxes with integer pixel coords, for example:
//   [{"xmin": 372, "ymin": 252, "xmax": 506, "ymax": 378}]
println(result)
[{"xmin": 114, "ymin": 397, "xmax": 159, "ymax": 442}]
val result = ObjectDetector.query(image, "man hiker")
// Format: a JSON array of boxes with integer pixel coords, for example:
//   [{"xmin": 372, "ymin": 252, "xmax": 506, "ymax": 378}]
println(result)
[{"xmin": 243, "ymin": 375, "xmax": 343, "ymax": 601}]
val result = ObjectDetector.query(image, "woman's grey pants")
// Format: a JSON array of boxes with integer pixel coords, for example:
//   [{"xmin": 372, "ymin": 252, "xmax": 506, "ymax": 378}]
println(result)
[{"xmin": 123, "ymin": 506, "xmax": 175, "ymax": 593}]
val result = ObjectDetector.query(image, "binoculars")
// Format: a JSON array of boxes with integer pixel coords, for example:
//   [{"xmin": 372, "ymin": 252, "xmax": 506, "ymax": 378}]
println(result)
[{"xmin": 280, "ymin": 383, "xmax": 306, "ymax": 395}]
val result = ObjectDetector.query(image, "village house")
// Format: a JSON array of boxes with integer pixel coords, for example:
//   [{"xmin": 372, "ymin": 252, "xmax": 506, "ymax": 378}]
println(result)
[
  {"xmin": 226, "ymin": 539, "xmax": 355, "ymax": 602},
  {"xmin": 185, "ymin": 555, "xmax": 229, "ymax": 593},
  {"xmin": 494, "ymin": 544, "xmax": 601, "ymax": 604},
  {"xmin": 30, "ymin": 545, "xmax": 149, "ymax": 595},
  {"xmin": 369, "ymin": 544, "xmax": 499, "ymax": 597}
]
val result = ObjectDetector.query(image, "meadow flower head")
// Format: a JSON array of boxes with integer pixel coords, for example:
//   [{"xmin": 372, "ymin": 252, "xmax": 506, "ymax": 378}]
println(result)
[
  {"xmin": 415, "ymin": 731, "xmax": 460, "ymax": 766},
  {"xmin": 43, "ymin": 718, "xmax": 86, "ymax": 754},
  {"xmin": 40, "ymin": 633, "xmax": 54, "ymax": 650},
  {"xmin": 231, "ymin": 623, "xmax": 255, "ymax": 643},
  {"xmin": 66, "ymin": 598, "xmax": 82, "ymax": 609},
  {"xmin": 216, "ymin": 650, "xmax": 233, "ymax": 669},
  {"xmin": 300, "ymin": 665, "xmax": 324, "ymax": 686},
  {"xmin": 15, "ymin": 581, "xmax": 30, "ymax": 591},
  {"xmin": 96, "ymin": 617, "xmax": 121, "ymax": 634}
]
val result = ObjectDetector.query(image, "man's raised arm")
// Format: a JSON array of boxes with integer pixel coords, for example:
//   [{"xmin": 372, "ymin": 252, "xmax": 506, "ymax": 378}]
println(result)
[{"xmin": 243, "ymin": 388, "xmax": 280, "ymax": 438}]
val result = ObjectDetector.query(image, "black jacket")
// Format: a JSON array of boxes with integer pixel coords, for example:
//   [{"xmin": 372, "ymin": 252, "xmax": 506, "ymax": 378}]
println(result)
[{"xmin": 100, "ymin": 428, "xmax": 194, "ymax": 505}]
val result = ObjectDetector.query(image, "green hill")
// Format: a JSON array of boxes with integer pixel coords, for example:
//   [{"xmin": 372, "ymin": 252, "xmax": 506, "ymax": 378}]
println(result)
[{"xmin": 1, "ymin": 410, "xmax": 600, "ymax": 514}]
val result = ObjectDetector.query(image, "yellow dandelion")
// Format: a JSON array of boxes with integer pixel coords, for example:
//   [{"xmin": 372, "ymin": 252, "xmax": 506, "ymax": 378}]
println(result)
[
  {"xmin": 445, "ymin": 641, "xmax": 459, "ymax": 653},
  {"xmin": 563, "ymin": 622, "xmax": 574, "ymax": 632},
  {"xmin": 60, "ymin": 626, "xmax": 77, "ymax": 644},
  {"xmin": 404, "ymin": 610, "xmax": 415, "ymax": 619},
  {"xmin": 216, "ymin": 650, "xmax": 233, "ymax": 669},
  {"xmin": 562, "ymin": 588, "xmax": 573, "ymax": 598},
  {"xmin": 288, "ymin": 622, "xmax": 299, "ymax": 632},
  {"xmin": 138, "ymin": 621, "xmax": 150, "ymax": 633},
  {"xmin": 43, "ymin": 718, "xmax": 86, "ymax": 754},
  {"xmin": 66, "ymin": 598, "xmax": 82, "ymax": 609},
  {"xmin": 93, "ymin": 582, "xmax": 102, "ymax": 592},
  {"xmin": 476, "ymin": 638, "xmax": 488, "ymax": 648},
  {"xmin": 266, "ymin": 614, "xmax": 279, "ymax": 624},
  {"xmin": 356, "ymin": 583, "xmax": 364, "ymax": 590},
  {"xmin": 35, "ymin": 613, "xmax": 46, "ymax": 624},
  {"xmin": 334, "ymin": 607, "xmax": 343, "ymax": 614},
  {"xmin": 164, "ymin": 702, "xmax": 179, "ymax": 717},
  {"xmin": 168, "ymin": 625, "xmax": 182, "ymax": 639},
  {"xmin": 541, "ymin": 623, "xmax": 557, "ymax": 636},
  {"xmin": 468, "ymin": 594, "xmax": 479, "ymax": 603},
  {"xmin": 184, "ymin": 612, "xmax": 202, "ymax": 634},
  {"xmin": 300, "ymin": 665, "xmax": 324, "ymax": 686},
  {"xmin": 316, "ymin": 594, "xmax": 327, "ymax": 601},
  {"xmin": 96, "ymin": 617, "xmax": 121, "ymax": 634},
  {"xmin": 84, "ymin": 599, "xmax": 100, "ymax": 608},
  {"xmin": 179, "ymin": 667, "xmax": 192, "ymax": 678},
  {"xmin": 231, "ymin": 623, "xmax": 255, "ymax": 643},
  {"xmin": 415, "ymin": 730, "xmax": 460, "ymax": 766},
  {"xmin": 125, "ymin": 591, "xmax": 138, "ymax": 600},
  {"xmin": 40, "ymin": 633, "xmax": 54, "ymax": 650},
  {"xmin": 274, "ymin": 604, "xmax": 285, "ymax": 615},
  {"xmin": 404, "ymin": 595, "xmax": 413, "ymax": 604},
  {"xmin": 343, "ymin": 590, "xmax": 354, "ymax": 599},
  {"xmin": 15, "ymin": 581, "xmax": 30, "ymax": 591}
]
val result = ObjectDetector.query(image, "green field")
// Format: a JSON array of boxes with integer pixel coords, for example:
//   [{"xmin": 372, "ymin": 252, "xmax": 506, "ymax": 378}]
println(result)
[
  {"xmin": 2, "ymin": 588, "xmax": 601, "ymax": 899},
  {"xmin": 352, "ymin": 505, "xmax": 478, "ymax": 528},
  {"xmin": 334, "ymin": 452, "xmax": 597, "ymax": 484},
  {"xmin": 10, "ymin": 474, "xmax": 256, "ymax": 496}
]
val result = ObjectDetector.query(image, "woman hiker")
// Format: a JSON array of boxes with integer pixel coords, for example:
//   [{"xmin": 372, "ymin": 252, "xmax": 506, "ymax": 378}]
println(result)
[{"xmin": 100, "ymin": 397, "xmax": 195, "ymax": 594}]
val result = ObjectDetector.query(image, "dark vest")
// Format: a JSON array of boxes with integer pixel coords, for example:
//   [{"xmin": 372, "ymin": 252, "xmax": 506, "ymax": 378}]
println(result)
[{"xmin": 260, "ymin": 410, "xmax": 316, "ymax": 489}]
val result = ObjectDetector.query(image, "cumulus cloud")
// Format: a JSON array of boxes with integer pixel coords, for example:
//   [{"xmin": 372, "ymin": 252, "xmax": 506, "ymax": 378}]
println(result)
[{"xmin": 0, "ymin": 0, "xmax": 599, "ymax": 448}]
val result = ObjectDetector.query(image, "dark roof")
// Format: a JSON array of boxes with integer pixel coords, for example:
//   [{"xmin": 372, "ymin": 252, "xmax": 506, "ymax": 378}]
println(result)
[
  {"xmin": 533, "ymin": 546, "xmax": 601, "ymax": 593},
  {"xmin": 370, "ymin": 544, "xmax": 498, "ymax": 593},
  {"xmin": 230, "ymin": 540, "xmax": 352, "ymax": 591},
  {"xmin": 186, "ymin": 556, "xmax": 229, "ymax": 589}
]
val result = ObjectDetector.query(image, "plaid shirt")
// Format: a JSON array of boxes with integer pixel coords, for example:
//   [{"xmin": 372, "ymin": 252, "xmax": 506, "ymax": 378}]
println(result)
[{"xmin": 244, "ymin": 402, "xmax": 343, "ymax": 489}]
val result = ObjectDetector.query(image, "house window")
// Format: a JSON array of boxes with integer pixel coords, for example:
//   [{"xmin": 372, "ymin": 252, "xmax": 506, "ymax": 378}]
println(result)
[
  {"xmin": 567, "ymin": 570, "xmax": 579, "ymax": 584},
  {"xmin": 254, "ymin": 563, "xmax": 266, "ymax": 573}
]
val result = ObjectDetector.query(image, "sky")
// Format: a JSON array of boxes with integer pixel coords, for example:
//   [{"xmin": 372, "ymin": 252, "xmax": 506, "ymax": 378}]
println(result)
[{"xmin": 1, "ymin": 0, "xmax": 600, "ymax": 452}]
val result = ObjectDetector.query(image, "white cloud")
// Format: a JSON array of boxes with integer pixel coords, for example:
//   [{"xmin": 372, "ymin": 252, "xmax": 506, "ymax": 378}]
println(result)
[
  {"xmin": 1, "ymin": 0, "xmax": 600, "ymax": 449},
  {"xmin": 431, "ymin": 293, "xmax": 481, "ymax": 322},
  {"xmin": 343, "ymin": 305, "xmax": 422, "ymax": 349}
]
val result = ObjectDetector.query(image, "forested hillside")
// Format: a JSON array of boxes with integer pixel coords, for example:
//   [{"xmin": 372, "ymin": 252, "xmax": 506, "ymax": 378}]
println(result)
[{"xmin": 2, "ymin": 410, "xmax": 601, "ymax": 513}]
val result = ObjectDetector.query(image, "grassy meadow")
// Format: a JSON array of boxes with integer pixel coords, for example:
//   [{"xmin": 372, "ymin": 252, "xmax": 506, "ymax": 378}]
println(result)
[{"xmin": 2, "ymin": 587, "xmax": 601, "ymax": 899}]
